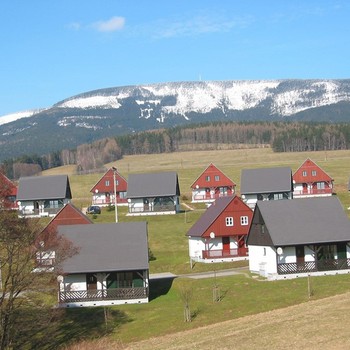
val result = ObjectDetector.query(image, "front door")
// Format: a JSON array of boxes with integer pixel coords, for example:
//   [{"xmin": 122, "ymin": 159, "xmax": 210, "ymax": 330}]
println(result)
[
  {"xmin": 296, "ymin": 246, "xmax": 305, "ymax": 264},
  {"xmin": 86, "ymin": 273, "xmax": 97, "ymax": 290},
  {"xmin": 222, "ymin": 237, "xmax": 230, "ymax": 256}
]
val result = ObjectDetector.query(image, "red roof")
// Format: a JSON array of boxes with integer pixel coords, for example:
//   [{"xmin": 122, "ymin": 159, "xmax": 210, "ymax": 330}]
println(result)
[
  {"xmin": 42, "ymin": 203, "xmax": 93, "ymax": 234},
  {"xmin": 191, "ymin": 163, "xmax": 236, "ymax": 189},
  {"xmin": 90, "ymin": 168, "xmax": 128, "ymax": 194},
  {"xmin": 293, "ymin": 158, "xmax": 333, "ymax": 183}
]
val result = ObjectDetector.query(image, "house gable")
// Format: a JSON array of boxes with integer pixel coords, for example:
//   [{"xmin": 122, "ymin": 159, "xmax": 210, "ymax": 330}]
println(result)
[
  {"xmin": 246, "ymin": 206, "xmax": 274, "ymax": 246},
  {"xmin": 43, "ymin": 203, "xmax": 93, "ymax": 235},
  {"xmin": 190, "ymin": 163, "xmax": 236, "ymax": 189},
  {"xmin": 187, "ymin": 196, "xmax": 253, "ymax": 238},
  {"xmin": 90, "ymin": 168, "xmax": 128, "ymax": 194},
  {"xmin": 293, "ymin": 158, "xmax": 333, "ymax": 183}
]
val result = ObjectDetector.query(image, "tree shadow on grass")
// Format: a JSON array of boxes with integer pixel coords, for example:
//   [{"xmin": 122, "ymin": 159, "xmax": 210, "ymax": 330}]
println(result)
[
  {"xmin": 149, "ymin": 277, "xmax": 176, "ymax": 301},
  {"xmin": 13, "ymin": 303, "xmax": 132, "ymax": 350}
]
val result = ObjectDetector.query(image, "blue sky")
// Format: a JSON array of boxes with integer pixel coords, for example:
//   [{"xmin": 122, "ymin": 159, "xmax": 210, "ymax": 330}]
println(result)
[{"xmin": 1, "ymin": 0, "xmax": 349, "ymax": 116}]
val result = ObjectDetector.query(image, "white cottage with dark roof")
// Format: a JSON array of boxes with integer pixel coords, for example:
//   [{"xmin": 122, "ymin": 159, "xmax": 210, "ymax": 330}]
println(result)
[
  {"xmin": 57, "ymin": 222, "xmax": 149, "ymax": 307},
  {"xmin": 17, "ymin": 174, "xmax": 72, "ymax": 217},
  {"xmin": 126, "ymin": 171, "xmax": 180, "ymax": 216},
  {"xmin": 246, "ymin": 196, "xmax": 350, "ymax": 280},
  {"xmin": 240, "ymin": 167, "xmax": 293, "ymax": 210}
]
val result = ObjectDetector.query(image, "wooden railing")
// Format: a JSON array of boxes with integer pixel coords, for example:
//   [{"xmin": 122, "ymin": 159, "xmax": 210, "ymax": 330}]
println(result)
[
  {"xmin": 202, "ymin": 247, "xmax": 248, "ymax": 259},
  {"xmin": 59, "ymin": 287, "xmax": 148, "ymax": 303},
  {"xmin": 129, "ymin": 205, "xmax": 176, "ymax": 213},
  {"xmin": 192, "ymin": 193, "xmax": 232, "ymax": 201},
  {"xmin": 293, "ymin": 188, "xmax": 333, "ymax": 197},
  {"xmin": 277, "ymin": 258, "xmax": 350, "ymax": 274}
]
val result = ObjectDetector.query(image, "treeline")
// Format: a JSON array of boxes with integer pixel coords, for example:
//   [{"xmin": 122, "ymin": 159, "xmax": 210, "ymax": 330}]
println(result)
[{"xmin": 2, "ymin": 121, "xmax": 350, "ymax": 179}]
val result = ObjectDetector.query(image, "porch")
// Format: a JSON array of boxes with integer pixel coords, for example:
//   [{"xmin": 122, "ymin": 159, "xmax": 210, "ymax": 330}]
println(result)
[
  {"xmin": 202, "ymin": 247, "xmax": 248, "ymax": 259},
  {"xmin": 277, "ymin": 258, "xmax": 350, "ymax": 274},
  {"xmin": 58, "ymin": 287, "xmax": 149, "ymax": 306},
  {"xmin": 293, "ymin": 187, "xmax": 333, "ymax": 197}
]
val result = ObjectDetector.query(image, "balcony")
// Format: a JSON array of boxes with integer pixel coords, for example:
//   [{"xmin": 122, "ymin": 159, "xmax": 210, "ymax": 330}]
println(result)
[
  {"xmin": 293, "ymin": 188, "xmax": 333, "ymax": 197},
  {"xmin": 59, "ymin": 287, "xmax": 149, "ymax": 304},
  {"xmin": 202, "ymin": 247, "xmax": 248, "ymax": 259},
  {"xmin": 277, "ymin": 258, "xmax": 350, "ymax": 275}
]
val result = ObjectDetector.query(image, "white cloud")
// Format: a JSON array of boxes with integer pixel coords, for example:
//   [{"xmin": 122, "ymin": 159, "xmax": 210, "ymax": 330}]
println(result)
[
  {"xmin": 92, "ymin": 16, "xmax": 125, "ymax": 32},
  {"xmin": 66, "ymin": 22, "xmax": 81, "ymax": 30}
]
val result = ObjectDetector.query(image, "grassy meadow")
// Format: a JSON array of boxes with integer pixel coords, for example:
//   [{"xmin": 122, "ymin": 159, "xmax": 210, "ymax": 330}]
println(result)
[{"xmin": 39, "ymin": 147, "xmax": 350, "ymax": 349}]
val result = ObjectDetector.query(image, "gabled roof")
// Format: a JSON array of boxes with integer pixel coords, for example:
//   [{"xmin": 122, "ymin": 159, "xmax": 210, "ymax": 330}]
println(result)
[
  {"xmin": 17, "ymin": 175, "xmax": 72, "ymax": 201},
  {"xmin": 190, "ymin": 163, "xmax": 236, "ymax": 189},
  {"xmin": 43, "ymin": 203, "xmax": 93, "ymax": 234},
  {"xmin": 293, "ymin": 158, "xmax": 333, "ymax": 183},
  {"xmin": 0, "ymin": 172, "xmax": 17, "ymax": 196},
  {"xmin": 247, "ymin": 197, "xmax": 350, "ymax": 246},
  {"xmin": 58, "ymin": 222, "xmax": 149, "ymax": 274},
  {"xmin": 127, "ymin": 171, "xmax": 180, "ymax": 198},
  {"xmin": 187, "ymin": 195, "xmax": 251, "ymax": 237},
  {"xmin": 90, "ymin": 168, "xmax": 128, "ymax": 193},
  {"xmin": 240, "ymin": 167, "xmax": 292, "ymax": 195}
]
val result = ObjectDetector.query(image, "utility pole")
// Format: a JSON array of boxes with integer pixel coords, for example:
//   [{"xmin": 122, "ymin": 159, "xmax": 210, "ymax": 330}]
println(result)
[{"xmin": 112, "ymin": 167, "xmax": 118, "ymax": 223}]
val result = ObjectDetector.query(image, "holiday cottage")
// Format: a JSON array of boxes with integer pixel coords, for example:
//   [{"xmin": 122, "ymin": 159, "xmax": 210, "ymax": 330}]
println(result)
[
  {"xmin": 240, "ymin": 167, "xmax": 293, "ymax": 210},
  {"xmin": 293, "ymin": 158, "xmax": 334, "ymax": 198},
  {"xmin": 127, "ymin": 171, "xmax": 180, "ymax": 216},
  {"xmin": 246, "ymin": 197, "xmax": 350, "ymax": 280},
  {"xmin": 17, "ymin": 175, "xmax": 72, "ymax": 217},
  {"xmin": 90, "ymin": 168, "xmax": 128, "ymax": 207},
  {"xmin": 190, "ymin": 163, "xmax": 236, "ymax": 203},
  {"xmin": 186, "ymin": 195, "xmax": 253, "ymax": 264},
  {"xmin": 57, "ymin": 222, "xmax": 149, "ymax": 307}
]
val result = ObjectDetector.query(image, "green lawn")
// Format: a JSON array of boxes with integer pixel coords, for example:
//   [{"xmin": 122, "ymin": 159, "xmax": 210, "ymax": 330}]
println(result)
[{"xmin": 38, "ymin": 147, "xmax": 350, "ymax": 348}]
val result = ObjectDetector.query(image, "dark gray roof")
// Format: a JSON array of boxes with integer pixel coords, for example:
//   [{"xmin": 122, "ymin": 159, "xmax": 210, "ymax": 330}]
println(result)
[
  {"xmin": 127, "ymin": 171, "xmax": 180, "ymax": 198},
  {"xmin": 255, "ymin": 197, "xmax": 350, "ymax": 246},
  {"xmin": 17, "ymin": 175, "xmax": 72, "ymax": 201},
  {"xmin": 58, "ymin": 222, "xmax": 149, "ymax": 274},
  {"xmin": 187, "ymin": 196, "xmax": 234, "ymax": 237},
  {"xmin": 240, "ymin": 167, "xmax": 292, "ymax": 194}
]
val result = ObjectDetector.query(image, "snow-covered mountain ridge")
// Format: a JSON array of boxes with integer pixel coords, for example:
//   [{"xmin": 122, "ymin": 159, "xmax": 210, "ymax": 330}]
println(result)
[{"xmin": 1, "ymin": 79, "xmax": 350, "ymax": 161}]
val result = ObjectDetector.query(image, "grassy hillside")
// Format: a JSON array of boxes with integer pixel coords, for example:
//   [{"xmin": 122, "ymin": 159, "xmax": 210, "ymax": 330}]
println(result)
[{"xmin": 40, "ymin": 148, "xmax": 350, "ymax": 349}]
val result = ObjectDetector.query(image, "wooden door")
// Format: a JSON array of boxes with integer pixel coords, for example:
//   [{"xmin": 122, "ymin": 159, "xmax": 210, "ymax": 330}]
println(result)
[
  {"xmin": 296, "ymin": 246, "xmax": 305, "ymax": 264},
  {"xmin": 222, "ymin": 237, "xmax": 230, "ymax": 256},
  {"xmin": 86, "ymin": 273, "xmax": 97, "ymax": 290}
]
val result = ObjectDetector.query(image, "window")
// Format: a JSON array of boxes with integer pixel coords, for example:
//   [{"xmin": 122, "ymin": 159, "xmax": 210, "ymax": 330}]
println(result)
[
  {"xmin": 205, "ymin": 176, "xmax": 210, "ymax": 182},
  {"xmin": 215, "ymin": 175, "xmax": 220, "ymax": 181},
  {"xmin": 240, "ymin": 216, "xmax": 249, "ymax": 225},
  {"xmin": 302, "ymin": 170, "xmax": 307, "ymax": 176},
  {"xmin": 261, "ymin": 224, "xmax": 265, "ymax": 234},
  {"xmin": 105, "ymin": 180, "xmax": 110, "ymax": 186},
  {"xmin": 312, "ymin": 170, "xmax": 317, "ymax": 176},
  {"xmin": 317, "ymin": 182, "xmax": 325, "ymax": 189},
  {"xmin": 225, "ymin": 217, "xmax": 234, "ymax": 226},
  {"xmin": 273, "ymin": 193, "xmax": 283, "ymax": 200},
  {"xmin": 263, "ymin": 247, "xmax": 266, "ymax": 256}
]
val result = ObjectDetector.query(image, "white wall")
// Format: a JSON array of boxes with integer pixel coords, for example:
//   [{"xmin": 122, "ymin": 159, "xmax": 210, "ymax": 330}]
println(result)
[{"xmin": 248, "ymin": 245, "xmax": 277, "ymax": 276}]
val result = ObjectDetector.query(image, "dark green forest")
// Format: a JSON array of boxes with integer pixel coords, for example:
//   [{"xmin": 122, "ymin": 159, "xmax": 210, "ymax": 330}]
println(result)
[{"xmin": 1, "ymin": 121, "xmax": 350, "ymax": 179}]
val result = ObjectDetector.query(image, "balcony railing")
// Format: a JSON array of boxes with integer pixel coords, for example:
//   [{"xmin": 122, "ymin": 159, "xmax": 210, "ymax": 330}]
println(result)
[
  {"xmin": 277, "ymin": 258, "xmax": 350, "ymax": 274},
  {"xmin": 192, "ymin": 193, "xmax": 232, "ymax": 201},
  {"xmin": 20, "ymin": 207, "xmax": 63, "ymax": 217},
  {"xmin": 202, "ymin": 247, "xmax": 248, "ymax": 259},
  {"xmin": 129, "ymin": 204, "xmax": 176, "ymax": 213},
  {"xmin": 293, "ymin": 188, "xmax": 333, "ymax": 197},
  {"xmin": 59, "ymin": 287, "xmax": 148, "ymax": 303},
  {"xmin": 92, "ymin": 197, "xmax": 128, "ymax": 205}
]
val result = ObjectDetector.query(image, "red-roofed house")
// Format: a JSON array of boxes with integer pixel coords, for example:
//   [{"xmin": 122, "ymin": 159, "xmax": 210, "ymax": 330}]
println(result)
[
  {"xmin": 90, "ymin": 168, "xmax": 128, "ymax": 206},
  {"xmin": 0, "ymin": 171, "xmax": 17, "ymax": 209},
  {"xmin": 186, "ymin": 195, "xmax": 253, "ymax": 264},
  {"xmin": 293, "ymin": 158, "xmax": 334, "ymax": 198},
  {"xmin": 190, "ymin": 163, "xmax": 236, "ymax": 203}
]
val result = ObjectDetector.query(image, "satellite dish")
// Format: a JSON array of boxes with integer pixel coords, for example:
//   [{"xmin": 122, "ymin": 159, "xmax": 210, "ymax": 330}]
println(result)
[
  {"xmin": 209, "ymin": 232, "xmax": 215, "ymax": 239},
  {"xmin": 57, "ymin": 275, "xmax": 64, "ymax": 283},
  {"xmin": 195, "ymin": 184, "xmax": 199, "ymax": 189},
  {"xmin": 277, "ymin": 247, "xmax": 283, "ymax": 255},
  {"xmin": 95, "ymin": 189, "xmax": 99, "ymax": 193}
]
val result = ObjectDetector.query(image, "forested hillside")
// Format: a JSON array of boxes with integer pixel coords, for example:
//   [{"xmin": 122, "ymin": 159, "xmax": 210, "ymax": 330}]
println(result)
[{"xmin": 2, "ymin": 121, "xmax": 350, "ymax": 179}]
